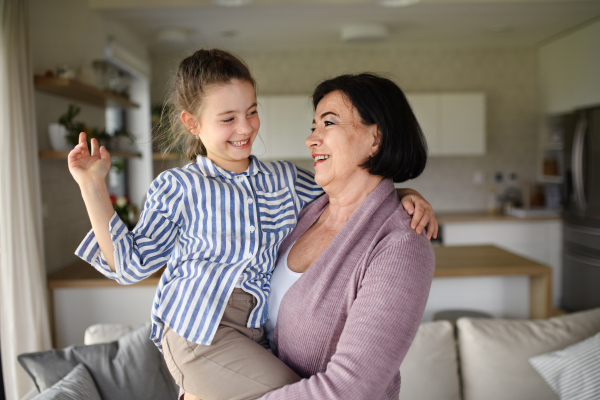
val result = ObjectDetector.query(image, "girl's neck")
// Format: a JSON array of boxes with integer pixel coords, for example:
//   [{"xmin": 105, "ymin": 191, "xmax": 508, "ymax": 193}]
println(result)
[{"xmin": 207, "ymin": 155, "xmax": 250, "ymax": 174}]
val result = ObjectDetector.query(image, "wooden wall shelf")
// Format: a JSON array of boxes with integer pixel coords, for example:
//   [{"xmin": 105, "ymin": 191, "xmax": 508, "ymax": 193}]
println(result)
[
  {"xmin": 39, "ymin": 150, "xmax": 141, "ymax": 159},
  {"xmin": 152, "ymin": 152, "xmax": 182, "ymax": 161},
  {"xmin": 34, "ymin": 76, "xmax": 139, "ymax": 109}
]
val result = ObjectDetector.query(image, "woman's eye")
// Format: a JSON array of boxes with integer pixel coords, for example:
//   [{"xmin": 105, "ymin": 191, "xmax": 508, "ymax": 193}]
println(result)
[
  {"xmin": 324, "ymin": 120, "xmax": 334, "ymax": 126},
  {"xmin": 311, "ymin": 127, "xmax": 316, "ymax": 132}
]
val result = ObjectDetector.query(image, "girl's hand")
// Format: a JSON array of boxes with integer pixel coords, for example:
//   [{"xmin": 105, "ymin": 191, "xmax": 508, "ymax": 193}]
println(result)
[
  {"xmin": 68, "ymin": 132, "xmax": 111, "ymax": 188},
  {"xmin": 397, "ymin": 189, "xmax": 438, "ymax": 240}
]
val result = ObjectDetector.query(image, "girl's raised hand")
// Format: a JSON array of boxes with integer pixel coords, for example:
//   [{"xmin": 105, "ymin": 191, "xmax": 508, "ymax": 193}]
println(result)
[{"xmin": 68, "ymin": 132, "xmax": 112, "ymax": 188}]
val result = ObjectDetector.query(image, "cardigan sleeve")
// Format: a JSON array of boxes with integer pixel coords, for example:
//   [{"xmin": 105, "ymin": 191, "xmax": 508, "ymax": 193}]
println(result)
[
  {"xmin": 74, "ymin": 170, "xmax": 183, "ymax": 285},
  {"xmin": 259, "ymin": 233, "xmax": 435, "ymax": 400}
]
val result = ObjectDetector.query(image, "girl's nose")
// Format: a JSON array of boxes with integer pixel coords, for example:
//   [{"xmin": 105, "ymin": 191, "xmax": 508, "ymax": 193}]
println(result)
[{"xmin": 239, "ymin": 116, "xmax": 255, "ymax": 136}]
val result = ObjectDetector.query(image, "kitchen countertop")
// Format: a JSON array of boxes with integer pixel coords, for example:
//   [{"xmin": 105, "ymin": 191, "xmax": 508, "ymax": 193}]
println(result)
[
  {"xmin": 436, "ymin": 211, "xmax": 562, "ymax": 224},
  {"xmin": 47, "ymin": 245, "xmax": 550, "ymax": 288}
]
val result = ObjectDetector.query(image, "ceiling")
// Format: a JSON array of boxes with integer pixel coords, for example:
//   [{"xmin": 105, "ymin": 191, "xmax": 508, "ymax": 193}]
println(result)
[{"xmin": 91, "ymin": 0, "xmax": 600, "ymax": 53}]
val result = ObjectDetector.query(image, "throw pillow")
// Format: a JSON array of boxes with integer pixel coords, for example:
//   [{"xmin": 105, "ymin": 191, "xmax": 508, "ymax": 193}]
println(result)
[
  {"xmin": 399, "ymin": 321, "xmax": 461, "ymax": 400},
  {"xmin": 18, "ymin": 322, "xmax": 178, "ymax": 400},
  {"xmin": 33, "ymin": 364, "xmax": 101, "ymax": 400},
  {"xmin": 529, "ymin": 331, "xmax": 600, "ymax": 400},
  {"xmin": 457, "ymin": 307, "xmax": 600, "ymax": 400}
]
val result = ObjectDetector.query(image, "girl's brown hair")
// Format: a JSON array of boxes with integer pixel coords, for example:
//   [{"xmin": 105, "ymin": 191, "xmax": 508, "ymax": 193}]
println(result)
[{"xmin": 156, "ymin": 49, "xmax": 256, "ymax": 162}]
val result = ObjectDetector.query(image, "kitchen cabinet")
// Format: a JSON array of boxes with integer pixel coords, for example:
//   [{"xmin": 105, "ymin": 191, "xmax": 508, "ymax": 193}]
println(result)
[
  {"xmin": 405, "ymin": 92, "xmax": 486, "ymax": 156},
  {"xmin": 253, "ymin": 95, "xmax": 314, "ymax": 160},
  {"xmin": 442, "ymin": 219, "xmax": 563, "ymax": 307},
  {"xmin": 253, "ymin": 92, "xmax": 485, "ymax": 160}
]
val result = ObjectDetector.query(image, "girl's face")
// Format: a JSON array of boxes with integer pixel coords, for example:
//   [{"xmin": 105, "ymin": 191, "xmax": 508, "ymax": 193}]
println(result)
[{"xmin": 182, "ymin": 79, "xmax": 259, "ymax": 173}]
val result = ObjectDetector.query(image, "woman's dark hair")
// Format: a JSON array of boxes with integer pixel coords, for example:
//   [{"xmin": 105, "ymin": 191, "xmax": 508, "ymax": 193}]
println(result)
[{"xmin": 312, "ymin": 73, "xmax": 427, "ymax": 183}]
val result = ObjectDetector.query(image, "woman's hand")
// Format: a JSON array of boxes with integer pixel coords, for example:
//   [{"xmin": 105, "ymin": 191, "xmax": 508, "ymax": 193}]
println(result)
[
  {"xmin": 68, "ymin": 132, "xmax": 111, "ymax": 188},
  {"xmin": 397, "ymin": 189, "xmax": 438, "ymax": 240}
]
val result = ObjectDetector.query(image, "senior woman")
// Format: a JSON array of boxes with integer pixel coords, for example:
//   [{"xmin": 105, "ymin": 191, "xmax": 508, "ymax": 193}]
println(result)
[
  {"xmin": 258, "ymin": 73, "xmax": 436, "ymax": 399},
  {"xmin": 177, "ymin": 72, "xmax": 435, "ymax": 400}
]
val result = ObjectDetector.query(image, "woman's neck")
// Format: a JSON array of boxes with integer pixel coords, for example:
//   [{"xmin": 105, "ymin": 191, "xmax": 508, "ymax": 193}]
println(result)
[{"xmin": 321, "ymin": 174, "xmax": 384, "ymax": 230}]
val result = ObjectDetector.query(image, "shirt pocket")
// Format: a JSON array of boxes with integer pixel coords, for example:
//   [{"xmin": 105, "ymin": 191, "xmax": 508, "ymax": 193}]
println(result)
[{"xmin": 255, "ymin": 187, "xmax": 297, "ymax": 232}]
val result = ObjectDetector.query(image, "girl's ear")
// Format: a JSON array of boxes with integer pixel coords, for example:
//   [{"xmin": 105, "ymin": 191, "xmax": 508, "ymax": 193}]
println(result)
[{"xmin": 181, "ymin": 110, "xmax": 200, "ymax": 136}]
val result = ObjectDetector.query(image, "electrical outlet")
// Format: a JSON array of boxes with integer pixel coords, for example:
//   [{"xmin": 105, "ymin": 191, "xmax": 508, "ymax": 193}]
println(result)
[
  {"xmin": 473, "ymin": 171, "xmax": 484, "ymax": 186},
  {"xmin": 494, "ymin": 171, "xmax": 504, "ymax": 184}
]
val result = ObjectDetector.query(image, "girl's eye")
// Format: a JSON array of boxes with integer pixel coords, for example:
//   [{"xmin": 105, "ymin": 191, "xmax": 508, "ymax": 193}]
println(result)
[
  {"xmin": 311, "ymin": 127, "xmax": 316, "ymax": 132},
  {"xmin": 249, "ymin": 110, "xmax": 258, "ymax": 116},
  {"xmin": 222, "ymin": 117, "xmax": 234, "ymax": 123}
]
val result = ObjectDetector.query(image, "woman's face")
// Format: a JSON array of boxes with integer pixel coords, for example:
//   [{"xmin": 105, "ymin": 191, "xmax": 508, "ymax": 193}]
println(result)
[{"xmin": 307, "ymin": 90, "xmax": 380, "ymax": 190}]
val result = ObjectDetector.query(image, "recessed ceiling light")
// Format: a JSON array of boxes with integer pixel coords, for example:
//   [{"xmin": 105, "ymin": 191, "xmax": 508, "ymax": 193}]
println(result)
[
  {"xmin": 157, "ymin": 28, "xmax": 190, "ymax": 44},
  {"xmin": 490, "ymin": 25, "xmax": 513, "ymax": 35},
  {"xmin": 341, "ymin": 23, "xmax": 388, "ymax": 43},
  {"xmin": 220, "ymin": 30, "xmax": 239, "ymax": 38},
  {"xmin": 210, "ymin": 0, "xmax": 253, "ymax": 6},
  {"xmin": 377, "ymin": 0, "xmax": 420, "ymax": 7}
]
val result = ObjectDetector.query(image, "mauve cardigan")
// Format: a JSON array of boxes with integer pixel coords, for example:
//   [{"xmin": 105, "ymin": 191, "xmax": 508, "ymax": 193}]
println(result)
[{"xmin": 259, "ymin": 179, "xmax": 435, "ymax": 400}]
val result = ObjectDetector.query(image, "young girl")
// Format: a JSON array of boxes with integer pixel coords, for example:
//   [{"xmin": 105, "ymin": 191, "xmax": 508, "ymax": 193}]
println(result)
[{"xmin": 69, "ymin": 49, "xmax": 437, "ymax": 400}]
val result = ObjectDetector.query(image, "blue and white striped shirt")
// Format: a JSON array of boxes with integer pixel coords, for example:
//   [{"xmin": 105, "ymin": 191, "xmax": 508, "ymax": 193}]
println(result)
[{"xmin": 75, "ymin": 155, "xmax": 323, "ymax": 349}]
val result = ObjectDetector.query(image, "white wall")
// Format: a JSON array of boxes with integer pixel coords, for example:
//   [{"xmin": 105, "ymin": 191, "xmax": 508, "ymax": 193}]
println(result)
[
  {"xmin": 539, "ymin": 18, "xmax": 600, "ymax": 114},
  {"xmin": 28, "ymin": 0, "xmax": 149, "ymax": 272}
]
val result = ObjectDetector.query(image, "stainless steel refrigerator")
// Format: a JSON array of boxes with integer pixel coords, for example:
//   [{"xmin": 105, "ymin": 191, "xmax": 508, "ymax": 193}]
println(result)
[{"xmin": 561, "ymin": 105, "xmax": 600, "ymax": 312}]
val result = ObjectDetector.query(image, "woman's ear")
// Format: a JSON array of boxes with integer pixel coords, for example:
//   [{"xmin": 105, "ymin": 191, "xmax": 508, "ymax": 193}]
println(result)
[
  {"xmin": 180, "ymin": 110, "xmax": 200, "ymax": 136},
  {"xmin": 370, "ymin": 127, "xmax": 381, "ymax": 156}
]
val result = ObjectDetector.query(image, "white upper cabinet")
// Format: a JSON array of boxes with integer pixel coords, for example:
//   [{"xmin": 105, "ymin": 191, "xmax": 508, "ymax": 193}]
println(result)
[
  {"xmin": 254, "ymin": 95, "xmax": 314, "ymax": 160},
  {"xmin": 256, "ymin": 92, "xmax": 485, "ymax": 160},
  {"xmin": 405, "ymin": 94, "xmax": 441, "ymax": 155},
  {"xmin": 406, "ymin": 92, "xmax": 486, "ymax": 156}
]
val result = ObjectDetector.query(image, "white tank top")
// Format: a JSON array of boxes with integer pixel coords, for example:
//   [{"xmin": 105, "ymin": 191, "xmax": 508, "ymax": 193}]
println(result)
[{"xmin": 264, "ymin": 244, "xmax": 302, "ymax": 350}]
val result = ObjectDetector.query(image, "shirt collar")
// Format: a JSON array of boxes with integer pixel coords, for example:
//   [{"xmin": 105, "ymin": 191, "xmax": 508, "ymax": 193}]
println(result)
[{"xmin": 195, "ymin": 155, "xmax": 273, "ymax": 179}]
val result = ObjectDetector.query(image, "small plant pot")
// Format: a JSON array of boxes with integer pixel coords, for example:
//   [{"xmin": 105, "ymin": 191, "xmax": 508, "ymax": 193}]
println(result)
[{"xmin": 48, "ymin": 123, "xmax": 71, "ymax": 151}]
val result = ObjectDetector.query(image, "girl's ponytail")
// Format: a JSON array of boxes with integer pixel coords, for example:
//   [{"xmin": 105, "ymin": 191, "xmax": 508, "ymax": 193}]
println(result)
[{"xmin": 155, "ymin": 49, "xmax": 256, "ymax": 162}]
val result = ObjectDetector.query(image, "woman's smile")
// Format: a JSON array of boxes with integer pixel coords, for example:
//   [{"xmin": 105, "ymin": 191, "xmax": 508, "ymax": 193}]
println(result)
[{"xmin": 312, "ymin": 154, "xmax": 330, "ymax": 167}]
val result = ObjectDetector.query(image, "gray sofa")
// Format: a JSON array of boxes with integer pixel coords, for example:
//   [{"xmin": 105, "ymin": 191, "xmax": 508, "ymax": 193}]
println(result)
[{"xmin": 20, "ymin": 307, "xmax": 600, "ymax": 400}]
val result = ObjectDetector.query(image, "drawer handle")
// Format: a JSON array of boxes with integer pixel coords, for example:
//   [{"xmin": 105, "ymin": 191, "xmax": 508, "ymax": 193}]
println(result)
[
  {"xmin": 565, "ymin": 225, "xmax": 600, "ymax": 236},
  {"xmin": 564, "ymin": 251, "xmax": 600, "ymax": 267}
]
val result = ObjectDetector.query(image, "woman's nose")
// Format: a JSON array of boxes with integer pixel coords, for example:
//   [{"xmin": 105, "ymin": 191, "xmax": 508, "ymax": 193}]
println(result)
[{"xmin": 305, "ymin": 127, "xmax": 322, "ymax": 148}]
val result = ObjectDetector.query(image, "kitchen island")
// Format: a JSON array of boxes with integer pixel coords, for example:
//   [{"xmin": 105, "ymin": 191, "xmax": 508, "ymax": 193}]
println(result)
[
  {"xmin": 47, "ymin": 245, "xmax": 554, "ymax": 347},
  {"xmin": 432, "ymin": 245, "xmax": 553, "ymax": 320}
]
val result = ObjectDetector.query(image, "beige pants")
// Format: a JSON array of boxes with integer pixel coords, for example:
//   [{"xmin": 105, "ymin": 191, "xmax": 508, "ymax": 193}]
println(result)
[{"xmin": 161, "ymin": 288, "xmax": 301, "ymax": 400}]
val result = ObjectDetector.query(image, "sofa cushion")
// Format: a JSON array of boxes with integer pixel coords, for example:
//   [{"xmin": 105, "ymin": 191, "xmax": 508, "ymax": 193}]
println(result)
[
  {"xmin": 529, "ymin": 331, "xmax": 600, "ymax": 400},
  {"xmin": 457, "ymin": 307, "xmax": 600, "ymax": 400},
  {"xmin": 84, "ymin": 324, "xmax": 138, "ymax": 345},
  {"xmin": 400, "ymin": 321, "xmax": 461, "ymax": 400},
  {"xmin": 32, "ymin": 364, "xmax": 101, "ymax": 400},
  {"xmin": 18, "ymin": 322, "xmax": 178, "ymax": 400}
]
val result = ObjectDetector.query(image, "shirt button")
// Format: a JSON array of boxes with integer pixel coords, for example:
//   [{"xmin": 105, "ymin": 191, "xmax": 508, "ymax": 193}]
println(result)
[
  {"xmin": 237, "ymin": 176, "xmax": 243, "ymax": 181},
  {"xmin": 245, "ymin": 253, "xmax": 252, "ymax": 259},
  {"xmin": 249, "ymin": 225, "xmax": 256, "ymax": 233},
  {"xmin": 247, "ymin": 198, "xmax": 253, "ymax": 204}
]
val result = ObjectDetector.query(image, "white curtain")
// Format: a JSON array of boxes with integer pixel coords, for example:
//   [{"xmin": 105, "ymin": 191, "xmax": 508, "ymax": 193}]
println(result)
[{"xmin": 0, "ymin": 0, "xmax": 52, "ymax": 399}]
